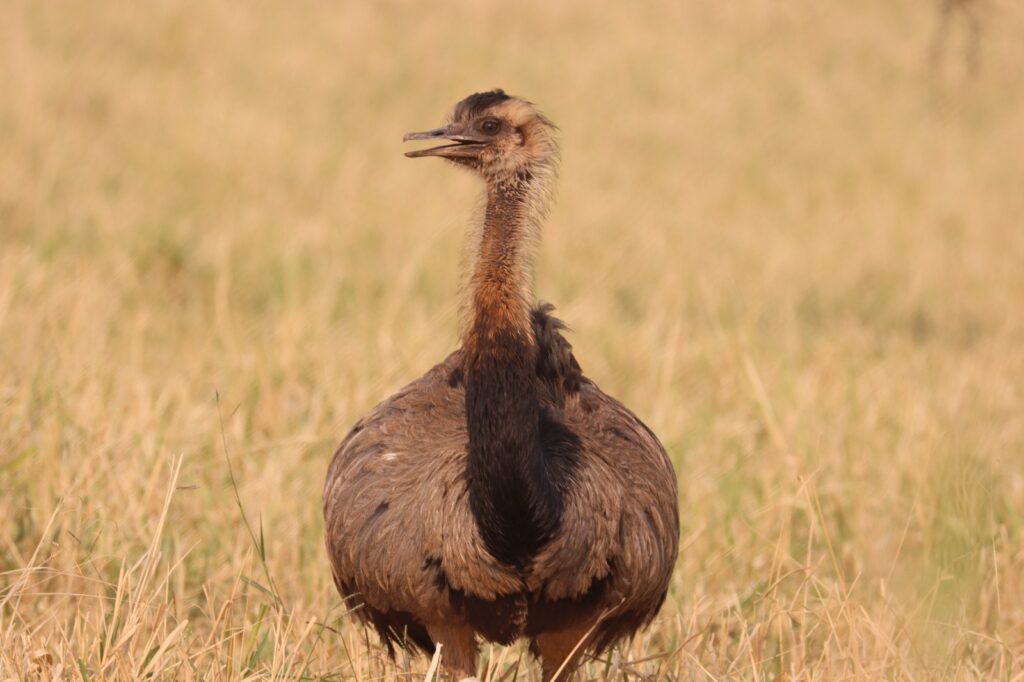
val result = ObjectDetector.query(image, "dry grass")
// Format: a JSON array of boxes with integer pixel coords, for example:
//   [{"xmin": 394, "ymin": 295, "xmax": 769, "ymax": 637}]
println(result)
[{"xmin": 2, "ymin": 0, "xmax": 1024, "ymax": 679}]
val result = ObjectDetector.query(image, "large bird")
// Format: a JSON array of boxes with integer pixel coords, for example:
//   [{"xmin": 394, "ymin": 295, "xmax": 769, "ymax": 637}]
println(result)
[{"xmin": 323, "ymin": 90, "xmax": 679, "ymax": 681}]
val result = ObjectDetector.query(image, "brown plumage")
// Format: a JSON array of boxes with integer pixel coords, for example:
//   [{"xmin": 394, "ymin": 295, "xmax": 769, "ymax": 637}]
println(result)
[{"xmin": 323, "ymin": 90, "xmax": 679, "ymax": 681}]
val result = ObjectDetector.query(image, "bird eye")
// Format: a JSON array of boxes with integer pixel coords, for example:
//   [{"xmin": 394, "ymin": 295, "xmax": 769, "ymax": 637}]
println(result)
[{"xmin": 479, "ymin": 118, "xmax": 501, "ymax": 135}]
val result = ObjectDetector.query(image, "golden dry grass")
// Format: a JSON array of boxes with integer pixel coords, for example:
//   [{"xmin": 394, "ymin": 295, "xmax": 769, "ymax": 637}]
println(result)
[{"xmin": 2, "ymin": 0, "xmax": 1024, "ymax": 679}]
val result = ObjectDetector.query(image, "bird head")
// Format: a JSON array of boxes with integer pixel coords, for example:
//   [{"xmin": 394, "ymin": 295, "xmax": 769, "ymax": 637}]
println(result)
[{"xmin": 404, "ymin": 90, "xmax": 558, "ymax": 181}]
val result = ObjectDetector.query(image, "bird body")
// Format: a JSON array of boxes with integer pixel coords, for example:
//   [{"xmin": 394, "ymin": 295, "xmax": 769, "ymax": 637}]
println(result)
[{"xmin": 323, "ymin": 91, "xmax": 679, "ymax": 680}]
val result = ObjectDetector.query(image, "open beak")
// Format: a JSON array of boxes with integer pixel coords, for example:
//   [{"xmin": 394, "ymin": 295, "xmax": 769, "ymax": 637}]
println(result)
[{"xmin": 404, "ymin": 125, "xmax": 487, "ymax": 159}]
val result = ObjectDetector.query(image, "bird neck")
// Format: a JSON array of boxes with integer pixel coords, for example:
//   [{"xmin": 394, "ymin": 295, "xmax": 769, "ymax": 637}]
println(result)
[
  {"xmin": 467, "ymin": 176, "xmax": 538, "ymax": 337},
  {"xmin": 463, "ymin": 170, "xmax": 560, "ymax": 568}
]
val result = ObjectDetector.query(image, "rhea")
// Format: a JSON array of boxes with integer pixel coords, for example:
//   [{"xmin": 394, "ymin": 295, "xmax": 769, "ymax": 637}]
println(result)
[{"xmin": 323, "ymin": 90, "xmax": 679, "ymax": 681}]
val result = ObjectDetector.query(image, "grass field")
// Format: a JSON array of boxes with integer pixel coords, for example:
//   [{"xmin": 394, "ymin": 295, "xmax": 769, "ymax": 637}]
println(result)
[{"xmin": 2, "ymin": 0, "xmax": 1024, "ymax": 679}]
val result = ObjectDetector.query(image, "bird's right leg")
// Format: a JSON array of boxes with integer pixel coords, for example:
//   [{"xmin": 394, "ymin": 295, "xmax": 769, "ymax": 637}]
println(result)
[
  {"xmin": 426, "ymin": 622, "xmax": 479, "ymax": 681},
  {"xmin": 534, "ymin": 624, "xmax": 593, "ymax": 681}
]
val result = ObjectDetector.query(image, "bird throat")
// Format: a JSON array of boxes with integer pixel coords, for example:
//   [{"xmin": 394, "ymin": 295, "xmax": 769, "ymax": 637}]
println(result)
[{"xmin": 463, "ymin": 175, "xmax": 561, "ymax": 569}]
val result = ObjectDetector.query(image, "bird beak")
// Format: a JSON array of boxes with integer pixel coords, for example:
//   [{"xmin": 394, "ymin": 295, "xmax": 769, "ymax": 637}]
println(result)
[{"xmin": 404, "ymin": 125, "xmax": 488, "ymax": 159}]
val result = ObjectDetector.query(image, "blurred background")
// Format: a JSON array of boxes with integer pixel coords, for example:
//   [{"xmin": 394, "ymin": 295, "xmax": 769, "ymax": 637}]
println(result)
[{"xmin": 1, "ymin": 0, "xmax": 1022, "ymax": 678}]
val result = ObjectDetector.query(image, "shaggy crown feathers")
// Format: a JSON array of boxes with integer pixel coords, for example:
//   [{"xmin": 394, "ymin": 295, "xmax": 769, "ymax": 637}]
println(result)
[{"xmin": 406, "ymin": 89, "xmax": 559, "ymax": 182}]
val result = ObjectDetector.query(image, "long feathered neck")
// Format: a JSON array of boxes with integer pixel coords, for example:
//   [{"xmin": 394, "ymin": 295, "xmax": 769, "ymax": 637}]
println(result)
[{"xmin": 463, "ymin": 168, "xmax": 560, "ymax": 568}]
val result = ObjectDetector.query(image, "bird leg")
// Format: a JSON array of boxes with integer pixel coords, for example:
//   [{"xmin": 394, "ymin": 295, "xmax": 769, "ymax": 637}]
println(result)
[
  {"xmin": 426, "ymin": 622, "xmax": 478, "ymax": 681},
  {"xmin": 534, "ymin": 623, "xmax": 594, "ymax": 682}
]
